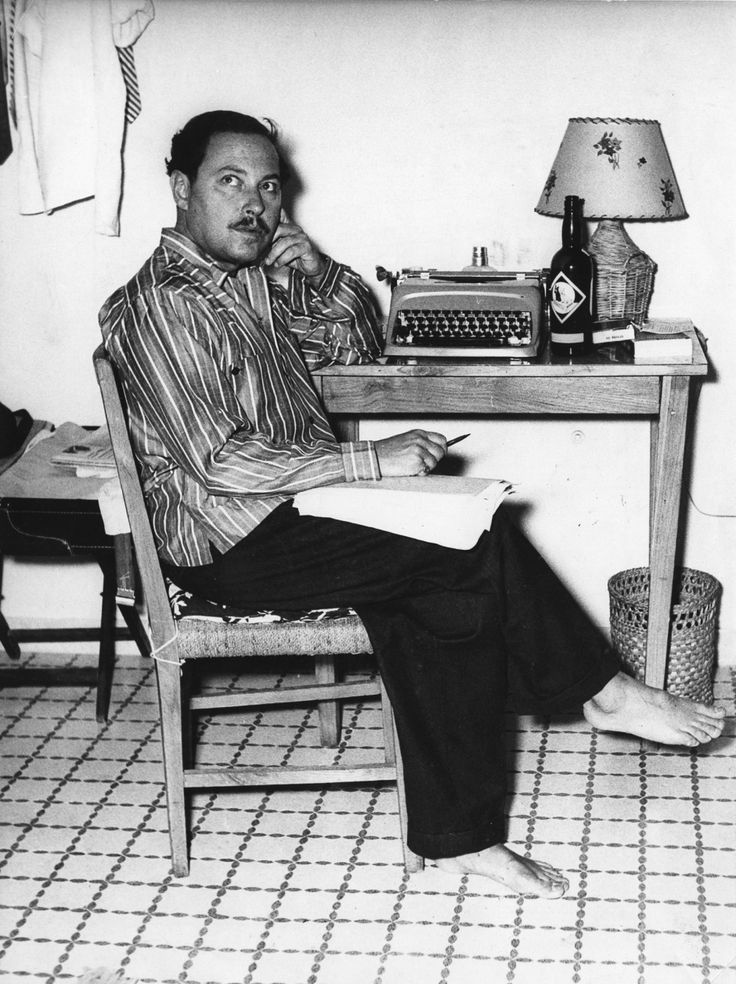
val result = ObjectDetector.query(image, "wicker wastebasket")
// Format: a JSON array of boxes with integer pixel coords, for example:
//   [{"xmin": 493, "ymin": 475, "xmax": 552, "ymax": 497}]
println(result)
[{"xmin": 608, "ymin": 567, "xmax": 721, "ymax": 703}]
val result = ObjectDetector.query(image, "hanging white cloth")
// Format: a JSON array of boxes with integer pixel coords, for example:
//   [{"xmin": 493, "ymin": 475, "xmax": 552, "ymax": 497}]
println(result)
[{"xmin": 11, "ymin": 0, "xmax": 154, "ymax": 235}]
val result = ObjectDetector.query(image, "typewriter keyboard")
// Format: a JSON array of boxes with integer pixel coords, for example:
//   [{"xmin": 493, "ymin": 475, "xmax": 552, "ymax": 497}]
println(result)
[{"xmin": 392, "ymin": 308, "xmax": 534, "ymax": 348}]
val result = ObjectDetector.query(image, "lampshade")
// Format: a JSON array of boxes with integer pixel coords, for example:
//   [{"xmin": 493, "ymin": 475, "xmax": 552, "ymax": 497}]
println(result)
[
  {"xmin": 535, "ymin": 117, "xmax": 687, "ymax": 220},
  {"xmin": 535, "ymin": 118, "xmax": 687, "ymax": 324}
]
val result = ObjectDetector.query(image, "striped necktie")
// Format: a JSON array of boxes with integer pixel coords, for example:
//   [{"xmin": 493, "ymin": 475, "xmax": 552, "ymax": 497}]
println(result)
[
  {"xmin": 117, "ymin": 45, "xmax": 142, "ymax": 124},
  {"xmin": 6, "ymin": 0, "xmax": 16, "ymax": 125}
]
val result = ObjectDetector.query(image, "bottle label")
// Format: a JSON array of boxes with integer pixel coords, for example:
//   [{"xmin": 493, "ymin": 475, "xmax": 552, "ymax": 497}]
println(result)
[
  {"xmin": 551, "ymin": 330, "xmax": 585, "ymax": 344},
  {"xmin": 549, "ymin": 271, "xmax": 586, "ymax": 324}
]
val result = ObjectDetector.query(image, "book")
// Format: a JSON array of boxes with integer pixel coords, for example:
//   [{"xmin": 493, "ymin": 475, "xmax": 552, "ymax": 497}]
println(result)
[
  {"xmin": 591, "ymin": 322, "xmax": 636, "ymax": 347},
  {"xmin": 51, "ymin": 426, "xmax": 117, "ymax": 476},
  {"xmin": 633, "ymin": 322, "xmax": 693, "ymax": 364},
  {"xmin": 293, "ymin": 475, "xmax": 513, "ymax": 549}
]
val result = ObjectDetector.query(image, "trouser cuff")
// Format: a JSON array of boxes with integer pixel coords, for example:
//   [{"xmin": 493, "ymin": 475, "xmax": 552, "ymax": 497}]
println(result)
[
  {"xmin": 514, "ymin": 650, "xmax": 621, "ymax": 716},
  {"xmin": 408, "ymin": 812, "xmax": 506, "ymax": 860}
]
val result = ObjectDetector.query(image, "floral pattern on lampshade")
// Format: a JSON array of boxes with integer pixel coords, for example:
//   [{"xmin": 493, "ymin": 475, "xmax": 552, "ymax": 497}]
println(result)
[
  {"xmin": 535, "ymin": 118, "xmax": 687, "ymax": 221},
  {"xmin": 542, "ymin": 168, "xmax": 557, "ymax": 204},
  {"xmin": 593, "ymin": 131, "xmax": 622, "ymax": 169},
  {"xmin": 661, "ymin": 178, "xmax": 676, "ymax": 215}
]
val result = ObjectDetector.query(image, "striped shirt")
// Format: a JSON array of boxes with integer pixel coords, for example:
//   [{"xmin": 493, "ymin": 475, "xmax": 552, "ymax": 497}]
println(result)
[{"xmin": 99, "ymin": 228, "xmax": 382, "ymax": 566}]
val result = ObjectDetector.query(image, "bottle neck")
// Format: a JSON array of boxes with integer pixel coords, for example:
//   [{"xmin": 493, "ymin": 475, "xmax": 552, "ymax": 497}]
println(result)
[{"xmin": 562, "ymin": 197, "xmax": 584, "ymax": 249}]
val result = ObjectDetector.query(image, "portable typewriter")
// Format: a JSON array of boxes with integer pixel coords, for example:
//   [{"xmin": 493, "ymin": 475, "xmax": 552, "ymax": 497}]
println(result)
[{"xmin": 378, "ymin": 266, "xmax": 546, "ymax": 359}]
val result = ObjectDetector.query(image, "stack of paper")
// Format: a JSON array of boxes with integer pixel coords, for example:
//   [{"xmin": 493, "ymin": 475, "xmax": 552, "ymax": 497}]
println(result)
[
  {"xmin": 293, "ymin": 475, "xmax": 513, "ymax": 549},
  {"xmin": 51, "ymin": 426, "xmax": 117, "ymax": 476}
]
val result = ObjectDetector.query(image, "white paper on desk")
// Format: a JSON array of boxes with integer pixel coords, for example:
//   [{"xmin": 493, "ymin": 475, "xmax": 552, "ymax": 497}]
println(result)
[{"xmin": 293, "ymin": 475, "xmax": 513, "ymax": 549}]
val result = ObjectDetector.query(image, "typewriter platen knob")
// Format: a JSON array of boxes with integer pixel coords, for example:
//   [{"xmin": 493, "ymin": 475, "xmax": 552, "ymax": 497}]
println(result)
[{"xmin": 376, "ymin": 265, "xmax": 393, "ymax": 283}]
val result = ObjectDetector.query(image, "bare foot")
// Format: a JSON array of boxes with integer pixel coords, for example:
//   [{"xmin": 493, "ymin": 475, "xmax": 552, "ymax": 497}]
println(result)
[
  {"xmin": 584, "ymin": 671, "xmax": 726, "ymax": 747},
  {"xmin": 436, "ymin": 844, "xmax": 569, "ymax": 898}
]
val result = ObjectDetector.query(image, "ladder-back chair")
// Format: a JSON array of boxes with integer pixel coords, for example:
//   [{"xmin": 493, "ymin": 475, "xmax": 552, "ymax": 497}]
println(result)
[{"xmin": 93, "ymin": 344, "xmax": 423, "ymax": 877}]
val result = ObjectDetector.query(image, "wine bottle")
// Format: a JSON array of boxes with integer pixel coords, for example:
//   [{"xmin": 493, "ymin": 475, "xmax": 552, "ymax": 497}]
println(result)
[{"xmin": 547, "ymin": 195, "xmax": 594, "ymax": 356}]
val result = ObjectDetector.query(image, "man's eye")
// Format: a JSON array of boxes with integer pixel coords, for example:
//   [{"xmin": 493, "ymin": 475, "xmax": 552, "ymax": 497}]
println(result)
[
  {"xmin": 221, "ymin": 175, "xmax": 240, "ymax": 187},
  {"xmin": 261, "ymin": 181, "xmax": 281, "ymax": 194}
]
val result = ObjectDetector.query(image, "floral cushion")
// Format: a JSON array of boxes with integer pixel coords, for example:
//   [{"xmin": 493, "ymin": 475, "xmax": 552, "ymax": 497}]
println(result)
[{"xmin": 167, "ymin": 581, "xmax": 357, "ymax": 625}]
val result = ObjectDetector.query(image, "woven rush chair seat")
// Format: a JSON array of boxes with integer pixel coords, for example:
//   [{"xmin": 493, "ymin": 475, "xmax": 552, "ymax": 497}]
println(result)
[
  {"xmin": 93, "ymin": 344, "xmax": 422, "ymax": 878},
  {"xmin": 169, "ymin": 585, "xmax": 373, "ymax": 659},
  {"xmin": 168, "ymin": 582, "xmax": 371, "ymax": 657}
]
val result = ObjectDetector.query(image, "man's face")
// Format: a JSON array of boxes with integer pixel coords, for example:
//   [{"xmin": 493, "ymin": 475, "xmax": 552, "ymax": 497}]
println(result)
[{"xmin": 172, "ymin": 131, "xmax": 282, "ymax": 271}]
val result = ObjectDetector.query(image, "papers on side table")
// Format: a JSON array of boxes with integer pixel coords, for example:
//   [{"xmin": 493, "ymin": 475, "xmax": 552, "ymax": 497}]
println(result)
[
  {"xmin": 50, "ymin": 425, "xmax": 117, "ymax": 476},
  {"xmin": 0, "ymin": 422, "xmax": 129, "ymax": 536}
]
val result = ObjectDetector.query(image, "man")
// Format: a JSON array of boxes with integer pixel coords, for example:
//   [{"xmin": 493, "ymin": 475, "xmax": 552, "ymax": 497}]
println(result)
[{"xmin": 100, "ymin": 111, "xmax": 725, "ymax": 899}]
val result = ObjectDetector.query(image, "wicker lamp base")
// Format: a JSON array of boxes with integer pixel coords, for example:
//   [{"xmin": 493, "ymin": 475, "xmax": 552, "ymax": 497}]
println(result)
[{"xmin": 588, "ymin": 219, "xmax": 656, "ymax": 325}]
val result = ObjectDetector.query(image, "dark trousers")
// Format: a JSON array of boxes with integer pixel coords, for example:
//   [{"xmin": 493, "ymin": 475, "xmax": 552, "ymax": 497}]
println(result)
[{"xmin": 163, "ymin": 502, "xmax": 619, "ymax": 859}]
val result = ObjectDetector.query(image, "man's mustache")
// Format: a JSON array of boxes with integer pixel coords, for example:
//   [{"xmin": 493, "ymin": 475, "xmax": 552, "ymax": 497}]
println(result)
[{"xmin": 231, "ymin": 217, "xmax": 270, "ymax": 234}]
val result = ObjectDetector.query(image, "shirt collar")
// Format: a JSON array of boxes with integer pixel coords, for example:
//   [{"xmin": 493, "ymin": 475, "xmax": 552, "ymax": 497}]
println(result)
[
  {"xmin": 159, "ymin": 227, "xmax": 254, "ymax": 290},
  {"xmin": 159, "ymin": 228, "xmax": 273, "ymax": 326},
  {"xmin": 162, "ymin": 229, "xmax": 260, "ymax": 312}
]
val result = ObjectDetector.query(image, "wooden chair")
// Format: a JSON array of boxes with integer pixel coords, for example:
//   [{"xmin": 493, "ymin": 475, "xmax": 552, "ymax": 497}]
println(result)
[{"xmin": 93, "ymin": 344, "xmax": 423, "ymax": 878}]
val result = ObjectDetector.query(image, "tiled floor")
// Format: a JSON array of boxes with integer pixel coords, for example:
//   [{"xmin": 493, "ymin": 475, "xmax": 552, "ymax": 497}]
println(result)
[{"xmin": 1, "ymin": 651, "xmax": 734, "ymax": 984}]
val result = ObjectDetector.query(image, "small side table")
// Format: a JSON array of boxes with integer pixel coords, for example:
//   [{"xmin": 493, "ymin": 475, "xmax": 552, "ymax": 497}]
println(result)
[{"xmin": 0, "ymin": 423, "xmax": 148, "ymax": 722}]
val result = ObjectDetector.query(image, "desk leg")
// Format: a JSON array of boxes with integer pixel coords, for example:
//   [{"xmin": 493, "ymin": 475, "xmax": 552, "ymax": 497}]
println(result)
[
  {"xmin": 113, "ymin": 532, "xmax": 149, "ymax": 659},
  {"xmin": 0, "ymin": 611, "xmax": 21, "ymax": 659},
  {"xmin": 647, "ymin": 376, "xmax": 690, "ymax": 689},
  {"xmin": 0, "ymin": 555, "xmax": 21, "ymax": 659},
  {"xmin": 321, "ymin": 415, "xmax": 358, "ymax": 744},
  {"xmin": 118, "ymin": 603, "xmax": 150, "ymax": 659},
  {"xmin": 97, "ymin": 561, "xmax": 117, "ymax": 723}
]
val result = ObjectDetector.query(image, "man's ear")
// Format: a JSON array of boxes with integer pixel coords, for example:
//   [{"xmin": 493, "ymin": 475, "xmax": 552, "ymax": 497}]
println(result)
[{"xmin": 170, "ymin": 170, "xmax": 191, "ymax": 211}]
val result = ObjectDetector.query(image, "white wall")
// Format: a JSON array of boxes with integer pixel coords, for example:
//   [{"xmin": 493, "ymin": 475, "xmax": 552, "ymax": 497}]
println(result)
[{"xmin": 1, "ymin": 0, "xmax": 734, "ymax": 658}]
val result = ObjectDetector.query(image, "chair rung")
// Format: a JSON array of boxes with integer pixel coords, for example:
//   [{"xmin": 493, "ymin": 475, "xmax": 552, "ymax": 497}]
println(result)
[
  {"xmin": 189, "ymin": 679, "xmax": 381, "ymax": 711},
  {"xmin": 183, "ymin": 763, "xmax": 397, "ymax": 788}
]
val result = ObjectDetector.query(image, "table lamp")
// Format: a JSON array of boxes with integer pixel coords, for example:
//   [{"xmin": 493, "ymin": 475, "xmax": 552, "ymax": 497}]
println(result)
[{"xmin": 535, "ymin": 117, "xmax": 687, "ymax": 324}]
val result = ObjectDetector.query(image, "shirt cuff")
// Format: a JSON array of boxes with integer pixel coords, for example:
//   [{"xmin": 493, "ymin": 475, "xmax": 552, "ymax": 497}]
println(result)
[{"xmin": 340, "ymin": 441, "xmax": 380, "ymax": 482}]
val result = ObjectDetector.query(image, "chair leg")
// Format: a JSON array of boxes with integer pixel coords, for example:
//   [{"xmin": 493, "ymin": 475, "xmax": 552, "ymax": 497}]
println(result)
[
  {"xmin": 315, "ymin": 654, "xmax": 340, "ymax": 747},
  {"xmin": 96, "ymin": 562, "xmax": 117, "ymax": 723},
  {"xmin": 379, "ymin": 678, "xmax": 424, "ymax": 874},
  {"xmin": 155, "ymin": 659, "xmax": 190, "ymax": 877},
  {"xmin": 381, "ymin": 677, "xmax": 397, "ymax": 766},
  {"xmin": 180, "ymin": 667, "xmax": 194, "ymax": 770}
]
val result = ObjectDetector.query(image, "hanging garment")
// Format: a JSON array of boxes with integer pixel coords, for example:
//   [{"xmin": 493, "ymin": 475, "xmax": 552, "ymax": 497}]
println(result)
[
  {"xmin": 0, "ymin": 2, "xmax": 10, "ymax": 163},
  {"xmin": 11, "ymin": 0, "xmax": 154, "ymax": 235},
  {"xmin": 0, "ymin": 76, "xmax": 11, "ymax": 164}
]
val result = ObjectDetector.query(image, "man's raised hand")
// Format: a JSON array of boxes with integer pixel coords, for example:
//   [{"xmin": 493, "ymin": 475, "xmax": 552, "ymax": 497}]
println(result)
[{"xmin": 264, "ymin": 209, "xmax": 327, "ymax": 285}]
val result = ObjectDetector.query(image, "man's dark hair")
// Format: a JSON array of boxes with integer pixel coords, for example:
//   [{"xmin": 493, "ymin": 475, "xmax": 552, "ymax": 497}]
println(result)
[{"xmin": 165, "ymin": 111, "xmax": 288, "ymax": 182}]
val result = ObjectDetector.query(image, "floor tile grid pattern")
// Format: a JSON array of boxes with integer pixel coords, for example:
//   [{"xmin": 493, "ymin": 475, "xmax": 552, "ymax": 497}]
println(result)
[{"xmin": 0, "ymin": 653, "xmax": 733, "ymax": 984}]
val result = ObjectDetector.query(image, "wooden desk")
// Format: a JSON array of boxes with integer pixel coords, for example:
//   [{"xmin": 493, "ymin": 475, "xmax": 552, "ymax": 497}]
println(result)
[{"xmin": 314, "ymin": 336, "xmax": 709, "ymax": 690}]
